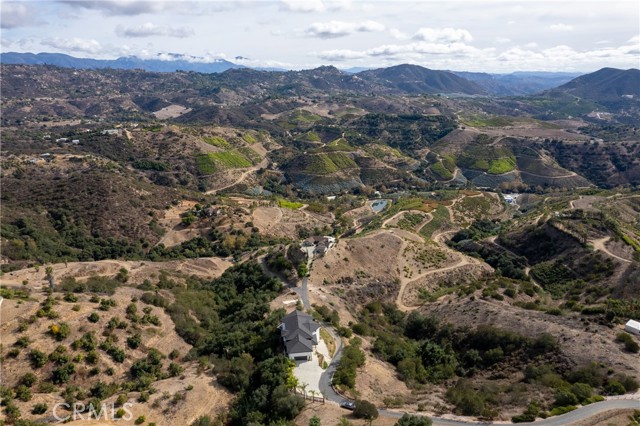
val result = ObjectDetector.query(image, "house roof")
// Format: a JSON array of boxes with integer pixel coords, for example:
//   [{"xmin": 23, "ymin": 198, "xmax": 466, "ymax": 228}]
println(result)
[{"xmin": 281, "ymin": 310, "xmax": 320, "ymax": 354}]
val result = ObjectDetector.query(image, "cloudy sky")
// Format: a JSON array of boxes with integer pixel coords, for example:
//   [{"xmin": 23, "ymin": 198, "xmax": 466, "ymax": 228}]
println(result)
[{"xmin": 1, "ymin": 0, "xmax": 639, "ymax": 72}]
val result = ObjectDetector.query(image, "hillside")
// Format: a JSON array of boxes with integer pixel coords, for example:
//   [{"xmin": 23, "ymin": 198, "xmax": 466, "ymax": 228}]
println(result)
[
  {"xmin": 553, "ymin": 67, "xmax": 640, "ymax": 102},
  {"xmin": 359, "ymin": 64, "xmax": 487, "ymax": 95}
]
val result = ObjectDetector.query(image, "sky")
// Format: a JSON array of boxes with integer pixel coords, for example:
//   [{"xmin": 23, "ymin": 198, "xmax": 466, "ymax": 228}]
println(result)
[{"xmin": 1, "ymin": 0, "xmax": 639, "ymax": 72}]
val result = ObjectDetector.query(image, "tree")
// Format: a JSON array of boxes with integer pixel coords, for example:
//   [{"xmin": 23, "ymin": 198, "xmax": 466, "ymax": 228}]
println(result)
[
  {"xmin": 353, "ymin": 400, "xmax": 378, "ymax": 424},
  {"xmin": 298, "ymin": 382, "xmax": 308, "ymax": 397},
  {"xmin": 45, "ymin": 265, "xmax": 55, "ymax": 289},
  {"xmin": 395, "ymin": 414, "xmax": 433, "ymax": 426},
  {"xmin": 309, "ymin": 415, "xmax": 322, "ymax": 426},
  {"xmin": 116, "ymin": 268, "xmax": 129, "ymax": 283}
]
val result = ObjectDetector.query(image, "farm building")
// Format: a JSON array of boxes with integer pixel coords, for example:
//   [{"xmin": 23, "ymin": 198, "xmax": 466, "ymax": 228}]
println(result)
[
  {"xmin": 624, "ymin": 319, "xmax": 640, "ymax": 336},
  {"xmin": 279, "ymin": 310, "xmax": 320, "ymax": 361}
]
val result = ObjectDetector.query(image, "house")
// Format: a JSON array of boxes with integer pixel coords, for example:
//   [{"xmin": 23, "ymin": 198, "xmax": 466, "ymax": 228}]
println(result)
[
  {"xmin": 624, "ymin": 319, "xmax": 640, "ymax": 336},
  {"xmin": 302, "ymin": 236, "xmax": 337, "ymax": 257},
  {"xmin": 279, "ymin": 310, "xmax": 321, "ymax": 361}
]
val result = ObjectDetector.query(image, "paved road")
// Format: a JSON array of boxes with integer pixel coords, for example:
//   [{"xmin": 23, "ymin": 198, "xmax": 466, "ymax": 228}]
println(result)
[
  {"xmin": 300, "ymin": 275, "xmax": 310, "ymax": 309},
  {"xmin": 318, "ymin": 326, "xmax": 345, "ymax": 404}
]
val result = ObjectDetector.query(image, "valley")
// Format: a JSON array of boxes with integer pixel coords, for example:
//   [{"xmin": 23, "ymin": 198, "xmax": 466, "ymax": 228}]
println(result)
[{"xmin": 0, "ymin": 62, "xmax": 639, "ymax": 426}]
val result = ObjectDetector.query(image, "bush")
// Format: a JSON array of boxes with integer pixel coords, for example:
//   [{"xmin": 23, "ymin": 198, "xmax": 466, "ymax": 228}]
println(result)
[
  {"xmin": 19, "ymin": 373, "xmax": 37, "ymax": 388},
  {"xmin": 554, "ymin": 390, "xmax": 578, "ymax": 406},
  {"xmin": 549, "ymin": 405, "xmax": 576, "ymax": 416},
  {"xmin": 353, "ymin": 399, "xmax": 378, "ymax": 421},
  {"xmin": 88, "ymin": 312, "xmax": 100, "ymax": 323},
  {"xmin": 395, "ymin": 413, "xmax": 432, "ymax": 425},
  {"xmin": 32, "ymin": 402, "xmax": 48, "ymax": 414},
  {"xmin": 615, "ymin": 332, "xmax": 640, "ymax": 353},
  {"xmin": 49, "ymin": 322, "xmax": 71, "ymax": 341},
  {"xmin": 29, "ymin": 349, "xmax": 48, "ymax": 368}
]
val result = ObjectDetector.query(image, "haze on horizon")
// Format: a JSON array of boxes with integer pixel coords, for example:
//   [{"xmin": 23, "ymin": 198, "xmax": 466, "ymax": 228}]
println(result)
[{"xmin": 1, "ymin": 0, "xmax": 639, "ymax": 73}]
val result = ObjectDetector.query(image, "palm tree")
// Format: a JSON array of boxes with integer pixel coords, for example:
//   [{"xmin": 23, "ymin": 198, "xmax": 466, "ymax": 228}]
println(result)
[
  {"xmin": 298, "ymin": 382, "xmax": 308, "ymax": 397},
  {"xmin": 308, "ymin": 389, "xmax": 317, "ymax": 402}
]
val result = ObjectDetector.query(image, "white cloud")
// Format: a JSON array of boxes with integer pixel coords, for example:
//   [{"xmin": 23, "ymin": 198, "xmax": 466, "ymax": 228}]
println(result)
[
  {"xmin": 42, "ymin": 37, "xmax": 105, "ymax": 54},
  {"xmin": 116, "ymin": 22, "xmax": 194, "ymax": 38},
  {"xmin": 279, "ymin": 0, "xmax": 357, "ymax": 13},
  {"xmin": 316, "ymin": 49, "xmax": 366, "ymax": 61},
  {"xmin": 305, "ymin": 20, "xmax": 385, "ymax": 39},
  {"xmin": 389, "ymin": 28, "xmax": 410, "ymax": 40},
  {"xmin": 494, "ymin": 37, "xmax": 511, "ymax": 44},
  {"xmin": 628, "ymin": 35, "xmax": 640, "ymax": 44},
  {"xmin": 280, "ymin": 0, "xmax": 325, "ymax": 13},
  {"xmin": 1, "ymin": 2, "xmax": 38, "ymax": 29},
  {"xmin": 57, "ymin": 0, "xmax": 172, "ymax": 16},
  {"xmin": 549, "ymin": 23, "xmax": 574, "ymax": 31},
  {"xmin": 413, "ymin": 27, "xmax": 473, "ymax": 43}
]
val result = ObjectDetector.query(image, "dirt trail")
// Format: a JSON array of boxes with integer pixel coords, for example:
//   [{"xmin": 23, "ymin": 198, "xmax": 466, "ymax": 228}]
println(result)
[
  {"xmin": 205, "ymin": 158, "xmax": 268, "ymax": 195},
  {"xmin": 591, "ymin": 236, "xmax": 633, "ymax": 263},
  {"xmin": 391, "ymin": 227, "xmax": 482, "ymax": 311}
]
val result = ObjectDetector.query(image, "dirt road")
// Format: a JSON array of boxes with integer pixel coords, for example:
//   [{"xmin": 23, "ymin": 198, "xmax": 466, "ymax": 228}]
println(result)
[{"xmin": 591, "ymin": 236, "xmax": 633, "ymax": 263}]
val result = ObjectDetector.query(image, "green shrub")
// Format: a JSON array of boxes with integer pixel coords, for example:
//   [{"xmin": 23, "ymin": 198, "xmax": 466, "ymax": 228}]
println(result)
[
  {"xmin": 32, "ymin": 402, "xmax": 48, "ymax": 415},
  {"xmin": 353, "ymin": 399, "xmax": 378, "ymax": 421},
  {"xmin": 549, "ymin": 405, "xmax": 576, "ymax": 416}
]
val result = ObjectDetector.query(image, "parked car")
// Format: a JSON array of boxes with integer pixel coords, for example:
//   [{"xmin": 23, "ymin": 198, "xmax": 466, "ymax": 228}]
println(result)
[{"xmin": 340, "ymin": 401, "xmax": 355, "ymax": 410}]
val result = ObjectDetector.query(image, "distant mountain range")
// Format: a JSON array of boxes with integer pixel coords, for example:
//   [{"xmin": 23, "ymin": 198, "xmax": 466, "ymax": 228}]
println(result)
[
  {"xmin": 2, "ymin": 52, "xmax": 638, "ymax": 100},
  {"xmin": 453, "ymin": 71, "xmax": 584, "ymax": 96},
  {"xmin": 0, "ymin": 52, "xmax": 242, "ymax": 73}
]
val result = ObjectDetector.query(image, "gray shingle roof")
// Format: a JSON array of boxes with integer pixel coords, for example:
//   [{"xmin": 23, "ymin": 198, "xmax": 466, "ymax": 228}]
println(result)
[{"xmin": 280, "ymin": 310, "xmax": 320, "ymax": 354}]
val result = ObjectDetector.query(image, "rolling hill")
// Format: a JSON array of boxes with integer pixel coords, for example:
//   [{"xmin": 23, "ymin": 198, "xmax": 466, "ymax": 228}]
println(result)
[{"xmin": 546, "ymin": 67, "xmax": 640, "ymax": 103}]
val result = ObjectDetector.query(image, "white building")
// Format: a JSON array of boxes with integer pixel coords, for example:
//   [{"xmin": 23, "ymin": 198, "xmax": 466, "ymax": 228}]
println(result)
[{"xmin": 624, "ymin": 319, "xmax": 640, "ymax": 336}]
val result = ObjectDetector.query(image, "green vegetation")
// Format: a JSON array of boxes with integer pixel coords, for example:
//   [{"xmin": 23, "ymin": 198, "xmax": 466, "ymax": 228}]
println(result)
[
  {"xmin": 332, "ymin": 338, "xmax": 365, "ymax": 390},
  {"xmin": 353, "ymin": 399, "xmax": 378, "ymax": 423},
  {"xmin": 301, "ymin": 152, "xmax": 357, "ymax": 174},
  {"xmin": 616, "ymin": 332, "xmax": 640, "ymax": 353},
  {"xmin": 430, "ymin": 162, "xmax": 453, "ymax": 180},
  {"xmin": 278, "ymin": 199, "xmax": 304, "ymax": 210},
  {"xmin": 363, "ymin": 144, "xmax": 404, "ymax": 160},
  {"xmin": 457, "ymin": 143, "xmax": 517, "ymax": 175},
  {"xmin": 350, "ymin": 302, "xmax": 634, "ymax": 417},
  {"xmin": 203, "ymin": 136, "xmax": 231, "ymax": 148},
  {"xmin": 196, "ymin": 149, "xmax": 258, "ymax": 174},
  {"xmin": 419, "ymin": 205, "xmax": 449, "ymax": 239},
  {"xmin": 242, "ymin": 133, "xmax": 257, "ymax": 144},
  {"xmin": 395, "ymin": 414, "xmax": 432, "ymax": 426},
  {"xmin": 132, "ymin": 160, "xmax": 169, "ymax": 171}
]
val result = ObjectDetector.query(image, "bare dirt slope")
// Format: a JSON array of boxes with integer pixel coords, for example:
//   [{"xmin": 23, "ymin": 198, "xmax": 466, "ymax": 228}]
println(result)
[
  {"xmin": 1, "ymin": 281, "xmax": 232, "ymax": 426},
  {"xmin": 252, "ymin": 205, "xmax": 333, "ymax": 238},
  {"xmin": 1, "ymin": 257, "xmax": 232, "ymax": 289}
]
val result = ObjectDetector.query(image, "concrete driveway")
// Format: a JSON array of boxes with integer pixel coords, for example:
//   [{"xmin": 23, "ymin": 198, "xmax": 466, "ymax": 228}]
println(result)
[{"xmin": 293, "ymin": 329, "xmax": 332, "ymax": 394}]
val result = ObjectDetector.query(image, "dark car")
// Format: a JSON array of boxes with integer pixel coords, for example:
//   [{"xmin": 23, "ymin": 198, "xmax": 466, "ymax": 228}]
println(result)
[{"xmin": 340, "ymin": 401, "xmax": 355, "ymax": 410}]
